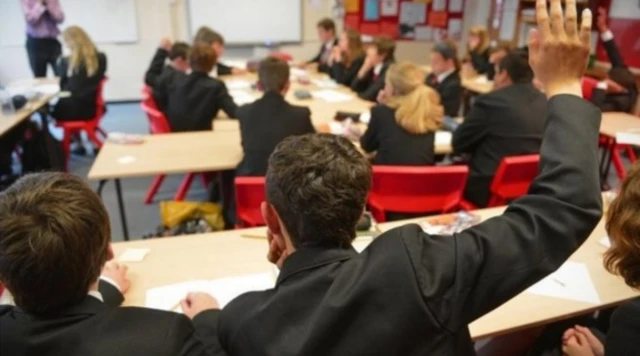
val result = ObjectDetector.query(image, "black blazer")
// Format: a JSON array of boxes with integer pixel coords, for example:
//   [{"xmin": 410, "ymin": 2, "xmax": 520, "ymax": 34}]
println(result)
[
  {"xmin": 216, "ymin": 63, "xmax": 233, "ymax": 77},
  {"xmin": 426, "ymin": 71, "xmax": 463, "ymax": 117},
  {"xmin": 469, "ymin": 48, "xmax": 491, "ymax": 75},
  {"xmin": 214, "ymin": 95, "xmax": 602, "ymax": 356},
  {"xmin": 330, "ymin": 54, "xmax": 365, "ymax": 86},
  {"xmin": 236, "ymin": 91, "xmax": 315, "ymax": 176},
  {"xmin": 605, "ymin": 298, "xmax": 640, "ymax": 355},
  {"xmin": 360, "ymin": 104, "xmax": 435, "ymax": 166},
  {"xmin": 309, "ymin": 38, "xmax": 338, "ymax": 74},
  {"xmin": 452, "ymin": 83, "xmax": 547, "ymax": 207},
  {"xmin": 350, "ymin": 60, "xmax": 393, "ymax": 102},
  {"xmin": 0, "ymin": 296, "xmax": 225, "ymax": 356},
  {"xmin": 53, "ymin": 51, "xmax": 107, "ymax": 120},
  {"xmin": 155, "ymin": 71, "xmax": 238, "ymax": 132},
  {"xmin": 592, "ymin": 38, "xmax": 638, "ymax": 113}
]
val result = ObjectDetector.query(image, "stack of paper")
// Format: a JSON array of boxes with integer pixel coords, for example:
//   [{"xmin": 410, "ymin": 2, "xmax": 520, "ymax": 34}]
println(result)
[
  {"xmin": 312, "ymin": 79, "xmax": 339, "ymax": 89},
  {"xmin": 435, "ymin": 131, "xmax": 452, "ymax": 146},
  {"xmin": 225, "ymin": 80, "xmax": 253, "ymax": 90},
  {"xmin": 526, "ymin": 261, "xmax": 600, "ymax": 304},
  {"xmin": 312, "ymin": 90, "xmax": 354, "ymax": 103},
  {"xmin": 290, "ymin": 67, "xmax": 309, "ymax": 79},
  {"xmin": 229, "ymin": 90, "xmax": 257, "ymax": 105}
]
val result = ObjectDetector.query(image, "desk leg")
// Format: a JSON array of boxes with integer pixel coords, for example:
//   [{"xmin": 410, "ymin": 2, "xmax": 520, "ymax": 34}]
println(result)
[
  {"xmin": 97, "ymin": 179, "xmax": 107, "ymax": 197},
  {"xmin": 114, "ymin": 179, "xmax": 130, "ymax": 241},
  {"xmin": 603, "ymin": 141, "xmax": 616, "ymax": 185},
  {"xmin": 599, "ymin": 138, "xmax": 614, "ymax": 190}
]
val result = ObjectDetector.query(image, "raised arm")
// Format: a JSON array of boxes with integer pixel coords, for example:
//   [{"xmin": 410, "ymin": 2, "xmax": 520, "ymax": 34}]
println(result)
[
  {"xmin": 407, "ymin": 0, "xmax": 603, "ymax": 331},
  {"xmin": 597, "ymin": 7, "xmax": 626, "ymax": 68},
  {"xmin": 145, "ymin": 40, "xmax": 171, "ymax": 87}
]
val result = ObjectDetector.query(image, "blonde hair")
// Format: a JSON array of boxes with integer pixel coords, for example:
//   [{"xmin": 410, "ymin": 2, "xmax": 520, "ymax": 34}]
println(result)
[
  {"xmin": 385, "ymin": 62, "xmax": 444, "ymax": 134},
  {"xmin": 62, "ymin": 26, "xmax": 99, "ymax": 77},
  {"xmin": 469, "ymin": 26, "xmax": 490, "ymax": 54}
]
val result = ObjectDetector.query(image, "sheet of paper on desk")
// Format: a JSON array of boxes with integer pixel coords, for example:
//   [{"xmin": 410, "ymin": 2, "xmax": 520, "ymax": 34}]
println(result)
[
  {"xmin": 119, "ymin": 248, "xmax": 150, "ymax": 262},
  {"xmin": 229, "ymin": 90, "xmax": 256, "ymax": 105},
  {"xmin": 435, "ymin": 131, "xmax": 452, "ymax": 146},
  {"xmin": 352, "ymin": 236, "xmax": 375, "ymax": 253},
  {"xmin": 313, "ymin": 90, "xmax": 353, "ymax": 103},
  {"xmin": 225, "ymin": 80, "xmax": 253, "ymax": 90},
  {"xmin": 526, "ymin": 261, "xmax": 600, "ymax": 304},
  {"xmin": 290, "ymin": 68, "xmax": 309, "ymax": 79},
  {"xmin": 33, "ymin": 83, "xmax": 59, "ymax": 95},
  {"xmin": 146, "ymin": 280, "xmax": 211, "ymax": 311},
  {"xmin": 616, "ymin": 131, "xmax": 640, "ymax": 146},
  {"xmin": 312, "ymin": 79, "xmax": 339, "ymax": 88},
  {"xmin": 600, "ymin": 237, "xmax": 611, "ymax": 248}
]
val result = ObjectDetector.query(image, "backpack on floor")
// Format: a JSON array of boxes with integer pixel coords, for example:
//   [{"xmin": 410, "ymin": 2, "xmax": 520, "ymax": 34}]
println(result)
[{"xmin": 21, "ymin": 124, "xmax": 65, "ymax": 173}]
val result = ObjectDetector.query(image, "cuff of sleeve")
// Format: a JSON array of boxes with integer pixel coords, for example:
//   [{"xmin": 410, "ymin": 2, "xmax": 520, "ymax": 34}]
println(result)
[
  {"xmin": 99, "ymin": 276, "xmax": 121, "ymax": 292},
  {"xmin": 601, "ymin": 30, "xmax": 614, "ymax": 42},
  {"xmin": 597, "ymin": 81, "xmax": 608, "ymax": 90}
]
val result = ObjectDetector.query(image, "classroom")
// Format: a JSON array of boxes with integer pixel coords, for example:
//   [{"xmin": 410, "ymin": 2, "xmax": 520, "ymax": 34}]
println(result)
[{"xmin": 1, "ymin": 0, "xmax": 640, "ymax": 355}]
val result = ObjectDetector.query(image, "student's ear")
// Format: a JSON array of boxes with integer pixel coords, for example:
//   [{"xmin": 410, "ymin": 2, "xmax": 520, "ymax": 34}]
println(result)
[
  {"xmin": 282, "ymin": 81, "xmax": 291, "ymax": 94},
  {"xmin": 261, "ymin": 201, "xmax": 283, "ymax": 237},
  {"xmin": 107, "ymin": 244, "xmax": 115, "ymax": 261}
]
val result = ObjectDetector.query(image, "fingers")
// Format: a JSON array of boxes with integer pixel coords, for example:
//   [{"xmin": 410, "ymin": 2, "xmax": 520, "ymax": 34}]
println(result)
[
  {"xmin": 536, "ymin": 0, "xmax": 551, "ymax": 40},
  {"xmin": 565, "ymin": 0, "xmax": 578, "ymax": 38},
  {"xmin": 579, "ymin": 8, "xmax": 592, "ymax": 46},
  {"xmin": 180, "ymin": 298, "xmax": 190, "ymax": 311},
  {"xmin": 563, "ymin": 327, "xmax": 577, "ymax": 341},
  {"xmin": 549, "ymin": 0, "xmax": 565, "ymax": 38}
]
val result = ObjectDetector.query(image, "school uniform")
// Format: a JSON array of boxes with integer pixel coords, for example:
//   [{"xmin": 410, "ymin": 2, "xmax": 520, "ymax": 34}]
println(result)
[
  {"xmin": 52, "ymin": 52, "xmax": 107, "ymax": 121},
  {"xmin": 330, "ymin": 54, "xmax": 365, "ymax": 86},
  {"xmin": 360, "ymin": 104, "xmax": 435, "ymax": 166},
  {"xmin": 309, "ymin": 38, "xmax": 338, "ymax": 74},
  {"xmin": 350, "ymin": 60, "xmax": 393, "ymax": 102},
  {"xmin": 426, "ymin": 70, "xmax": 463, "ymax": 117},
  {"xmin": 452, "ymin": 83, "xmax": 547, "ymax": 207},
  {"xmin": 605, "ymin": 298, "xmax": 640, "ymax": 354},
  {"xmin": 155, "ymin": 71, "xmax": 238, "ymax": 132},
  {"xmin": 144, "ymin": 48, "xmax": 181, "ymax": 89},
  {"xmin": 469, "ymin": 48, "xmax": 491, "ymax": 75},
  {"xmin": 592, "ymin": 31, "xmax": 638, "ymax": 113},
  {"xmin": 207, "ymin": 95, "xmax": 602, "ymax": 356},
  {"xmin": 216, "ymin": 63, "xmax": 233, "ymax": 77}
]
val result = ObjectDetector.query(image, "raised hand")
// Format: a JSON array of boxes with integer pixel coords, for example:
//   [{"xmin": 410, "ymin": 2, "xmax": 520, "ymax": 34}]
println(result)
[
  {"xmin": 528, "ymin": 0, "xmax": 592, "ymax": 98},
  {"xmin": 159, "ymin": 37, "xmax": 173, "ymax": 52},
  {"xmin": 596, "ymin": 7, "xmax": 608, "ymax": 33}
]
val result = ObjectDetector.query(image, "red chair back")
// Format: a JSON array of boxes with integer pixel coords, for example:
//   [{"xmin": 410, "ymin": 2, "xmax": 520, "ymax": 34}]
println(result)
[
  {"xmin": 235, "ymin": 177, "xmax": 266, "ymax": 227},
  {"xmin": 581, "ymin": 77, "xmax": 598, "ymax": 101},
  {"xmin": 141, "ymin": 102, "xmax": 171, "ymax": 134},
  {"xmin": 269, "ymin": 52, "xmax": 294, "ymax": 62},
  {"xmin": 488, "ymin": 154, "xmax": 540, "ymax": 207},
  {"xmin": 141, "ymin": 85, "xmax": 158, "ymax": 109},
  {"xmin": 368, "ymin": 166, "xmax": 469, "ymax": 222}
]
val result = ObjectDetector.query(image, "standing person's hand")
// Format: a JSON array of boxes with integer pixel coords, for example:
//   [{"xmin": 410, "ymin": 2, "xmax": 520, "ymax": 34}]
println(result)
[
  {"xmin": 181, "ymin": 292, "xmax": 220, "ymax": 319},
  {"xmin": 596, "ymin": 7, "xmax": 609, "ymax": 33},
  {"xmin": 101, "ymin": 261, "xmax": 131, "ymax": 294},
  {"xmin": 528, "ymin": 0, "xmax": 592, "ymax": 98},
  {"xmin": 159, "ymin": 37, "xmax": 172, "ymax": 51}
]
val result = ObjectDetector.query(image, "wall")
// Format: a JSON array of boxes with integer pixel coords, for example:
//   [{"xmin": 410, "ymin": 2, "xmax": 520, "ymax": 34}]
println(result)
[{"xmin": 0, "ymin": 0, "xmax": 492, "ymax": 101}]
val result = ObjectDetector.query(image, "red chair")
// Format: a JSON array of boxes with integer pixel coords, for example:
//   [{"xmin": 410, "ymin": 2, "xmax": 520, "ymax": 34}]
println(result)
[
  {"xmin": 56, "ymin": 78, "xmax": 108, "ymax": 170},
  {"xmin": 581, "ymin": 77, "xmax": 598, "ymax": 102},
  {"xmin": 140, "ymin": 103, "xmax": 212, "ymax": 204},
  {"xmin": 235, "ymin": 177, "xmax": 266, "ymax": 228},
  {"xmin": 269, "ymin": 52, "xmax": 294, "ymax": 62},
  {"xmin": 486, "ymin": 154, "xmax": 540, "ymax": 207},
  {"xmin": 367, "ymin": 166, "xmax": 469, "ymax": 223},
  {"xmin": 141, "ymin": 85, "xmax": 157, "ymax": 109}
]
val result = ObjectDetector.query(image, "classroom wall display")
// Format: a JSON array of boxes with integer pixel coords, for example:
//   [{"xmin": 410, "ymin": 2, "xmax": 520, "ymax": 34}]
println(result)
[{"xmin": 343, "ymin": 0, "xmax": 465, "ymax": 41}]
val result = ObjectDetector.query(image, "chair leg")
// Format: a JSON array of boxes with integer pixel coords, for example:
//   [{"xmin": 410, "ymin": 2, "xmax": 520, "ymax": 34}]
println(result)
[
  {"xmin": 611, "ymin": 149, "xmax": 627, "ymax": 181},
  {"xmin": 61, "ymin": 128, "xmax": 72, "ymax": 172},
  {"xmin": 86, "ymin": 129, "xmax": 104, "ymax": 148},
  {"xmin": 144, "ymin": 175, "xmax": 166, "ymax": 205},
  {"xmin": 174, "ymin": 173, "xmax": 196, "ymax": 201},
  {"xmin": 626, "ymin": 145, "xmax": 637, "ymax": 163}
]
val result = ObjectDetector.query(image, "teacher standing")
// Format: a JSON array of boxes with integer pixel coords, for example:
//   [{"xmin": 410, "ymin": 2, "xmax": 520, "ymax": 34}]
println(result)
[{"xmin": 21, "ymin": 0, "xmax": 65, "ymax": 78}]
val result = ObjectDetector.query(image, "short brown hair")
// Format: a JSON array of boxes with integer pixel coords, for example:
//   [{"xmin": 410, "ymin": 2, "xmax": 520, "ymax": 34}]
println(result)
[
  {"xmin": 0, "ymin": 173, "xmax": 111, "ymax": 314},
  {"xmin": 317, "ymin": 18, "xmax": 336, "ymax": 32},
  {"xmin": 605, "ymin": 162, "xmax": 640, "ymax": 289},
  {"xmin": 373, "ymin": 35, "xmax": 396, "ymax": 61},
  {"xmin": 194, "ymin": 26, "xmax": 225, "ymax": 45},
  {"xmin": 190, "ymin": 43, "xmax": 218, "ymax": 73},
  {"xmin": 259, "ymin": 57, "xmax": 290, "ymax": 92},
  {"xmin": 266, "ymin": 134, "xmax": 372, "ymax": 248},
  {"xmin": 169, "ymin": 42, "xmax": 191, "ymax": 60},
  {"xmin": 432, "ymin": 40, "xmax": 460, "ymax": 70}
]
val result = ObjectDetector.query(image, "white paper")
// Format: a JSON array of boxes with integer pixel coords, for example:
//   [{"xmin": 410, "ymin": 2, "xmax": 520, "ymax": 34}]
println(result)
[
  {"xmin": 117, "ymin": 156, "xmax": 137, "ymax": 165},
  {"xmin": 312, "ymin": 90, "xmax": 354, "ymax": 103},
  {"xmin": 312, "ymin": 79, "xmax": 339, "ymax": 89},
  {"xmin": 616, "ymin": 130, "xmax": 640, "ymax": 146},
  {"xmin": 359, "ymin": 111, "xmax": 371, "ymax": 124},
  {"xmin": 290, "ymin": 67, "xmax": 309, "ymax": 79},
  {"xmin": 435, "ymin": 131, "xmax": 452, "ymax": 146},
  {"xmin": 399, "ymin": 2, "xmax": 426, "ymax": 25},
  {"xmin": 449, "ymin": 0, "xmax": 464, "ymax": 12},
  {"xmin": 221, "ymin": 59, "xmax": 248, "ymax": 69},
  {"xmin": 432, "ymin": 0, "xmax": 446, "ymax": 11},
  {"xmin": 600, "ymin": 237, "xmax": 611, "ymax": 248},
  {"xmin": 381, "ymin": 0, "xmax": 399, "ymax": 16},
  {"xmin": 414, "ymin": 26, "xmax": 433, "ymax": 41},
  {"xmin": 229, "ymin": 90, "xmax": 257, "ymax": 105},
  {"xmin": 225, "ymin": 80, "xmax": 253, "ymax": 90},
  {"xmin": 352, "ymin": 236, "xmax": 374, "ymax": 253},
  {"xmin": 329, "ymin": 121, "xmax": 346, "ymax": 135},
  {"xmin": 119, "ymin": 248, "xmax": 150, "ymax": 262},
  {"xmin": 526, "ymin": 261, "xmax": 601, "ymax": 304},
  {"xmin": 145, "ymin": 273, "xmax": 275, "ymax": 311},
  {"xmin": 33, "ymin": 83, "xmax": 60, "ymax": 95},
  {"xmin": 447, "ymin": 19, "xmax": 463, "ymax": 40}
]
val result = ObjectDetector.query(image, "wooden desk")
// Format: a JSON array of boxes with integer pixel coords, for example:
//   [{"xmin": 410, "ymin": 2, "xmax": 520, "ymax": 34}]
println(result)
[
  {"xmin": 0, "ymin": 78, "xmax": 60, "ymax": 137},
  {"xmin": 598, "ymin": 112, "xmax": 640, "ymax": 186},
  {"xmin": 112, "ymin": 209, "xmax": 637, "ymax": 341}
]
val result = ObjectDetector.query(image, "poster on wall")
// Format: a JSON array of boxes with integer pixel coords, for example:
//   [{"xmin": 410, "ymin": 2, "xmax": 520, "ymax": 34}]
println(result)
[
  {"xmin": 381, "ymin": 0, "xmax": 399, "ymax": 16},
  {"xmin": 399, "ymin": 1, "xmax": 427, "ymax": 38}
]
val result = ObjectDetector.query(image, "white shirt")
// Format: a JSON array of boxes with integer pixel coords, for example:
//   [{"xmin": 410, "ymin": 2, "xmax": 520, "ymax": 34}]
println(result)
[
  {"xmin": 601, "ymin": 30, "xmax": 614, "ymax": 42},
  {"xmin": 437, "ymin": 69, "xmax": 455, "ymax": 84},
  {"xmin": 373, "ymin": 63, "xmax": 384, "ymax": 76}
]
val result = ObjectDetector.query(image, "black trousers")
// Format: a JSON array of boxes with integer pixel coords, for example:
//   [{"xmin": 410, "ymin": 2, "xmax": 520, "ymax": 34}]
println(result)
[{"xmin": 26, "ymin": 36, "xmax": 61, "ymax": 78}]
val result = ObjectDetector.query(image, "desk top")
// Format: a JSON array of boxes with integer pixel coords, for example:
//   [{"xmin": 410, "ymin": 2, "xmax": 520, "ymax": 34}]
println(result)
[
  {"xmin": 112, "ymin": 208, "xmax": 638, "ymax": 340},
  {"xmin": 0, "ymin": 78, "xmax": 59, "ymax": 137},
  {"xmin": 600, "ymin": 112, "xmax": 640, "ymax": 138}
]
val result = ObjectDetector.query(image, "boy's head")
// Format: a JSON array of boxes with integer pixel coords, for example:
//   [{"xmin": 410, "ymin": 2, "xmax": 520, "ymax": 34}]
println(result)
[
  {"xmin": 258, "ymin": 57, "xmax": 290, "ymax": 94},
  {"xmin": 0, "ymin": 173, "xmax": 112, "ymax": 315},
  {"xmin": 169, "ymin": 42, "xmax": 191, "ymax": 72},
  {"xmin": 194, "ymin": 26, "xmax": 226, "ymax": 58},
  {"xmin": 263, "ymin": 134, "xmax": 371, "ymax": 250},
  {"xmin": 494, "ymin": 50, "xmax": 533, "ymax": 89},
  {"xmin": 431, "ymin": 40, "xmax": 459, "ymax": 74},
  {"xmin": 489, "ymin": 41, "xmax": 512, "ymax": 65},
  {"xmin": 316, "ymin": 18, "xmax": 336, "ymax": 43},
  {"xmin": 366, "ymin": 35, "xmax": 396, "ymax": 66},
  {"xmin": 189, "ymin": 43, "xmax": 218, "ymax": 73}
]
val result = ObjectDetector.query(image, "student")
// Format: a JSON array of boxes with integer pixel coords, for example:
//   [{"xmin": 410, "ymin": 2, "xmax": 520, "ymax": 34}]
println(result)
[
  {"xmin": 52, "ymin": 26, "xmax": 107, "ymax": 155},
  {"xmin": 360, "ymin": 61, "xmax": 443, "ymax": 166},
  {"xmin": 236, "ymin": 57, "xmax": 315, "ymax": 176},
  {"xmin": 592, "ymin": 7, "xmax": 638, "ymax": 113},
  {"xmin": 425, "ymin": 40, "xmax": 463, "ymax": 117},
  {"xmin": 328, "ymin": 29, "xmax": 365, "ymax": 86},
  {"xmin": 486, "ymin": 41, "xmax": 512, "ymax": 80},
  {"xmin": 466, "ymin": 26, "xmax": 491, "ymax": 75},
  {"xmin": 194, "ymin": 26, "xmax": 245, "ymax": 76},
  {"xmin": 350, "ymin": 35, "xmax": 395, "ymax": 102},
  {"xmin": 144, "ymin": 38, "xmax": 191, "ymax": 89},
  {"xmin": 21, "ymin": 0, "xmax": 65, "ymax": 77},
  {"xmin": 306, "ymin": 18, "xmax": 338, "ymax": 74},
  {"xmin": 452, "ymin": 50, "xmax": 547, "ymax": 207},
  {"xmin": 184, "ymin": 3, "xmax": 603, "ymax": 354},
  {"xmin": 0, "ymin": 173, "xmax": 224, "ymax": 355},
  {"xmin": 561, "ymin": 163, "xmax": 640, "ymax": 356},
  {"xmin": 155, "ymin": 43, "xmax": 237, "ymax": 132}
]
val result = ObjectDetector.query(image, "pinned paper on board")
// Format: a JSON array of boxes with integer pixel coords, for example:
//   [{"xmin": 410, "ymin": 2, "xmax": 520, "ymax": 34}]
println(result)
[
  {"xmin": 364, "ymin": 0, "xmax": 380, "ymax": 21},
  {"xmin": 399, "ymin": 2, "xmax": 427, "ymax": 25},
  {"xmin": 447, "ymin": 19, "xmax": 463, "ymax": 40},
  {"xmin": 432, "ymin": 0, "xmax": 446, "ymax": 11},
  {"xmin": 345, "ymin": 0, "xmax": 359, "ymax": 13},
  {"xmin": 449, "ymin": 0, "xmax": 464, "ymax": 12},
  {"xmin": 381, "ymin": 0, "xmax": 399, "ymax": 16},
  {"xmin": 526, "ymin": 261, "xmax": 601, "ymax": 304},
  {"xmin": 414, "ymin": 26, "xmax": 434, "ymax": 41}
]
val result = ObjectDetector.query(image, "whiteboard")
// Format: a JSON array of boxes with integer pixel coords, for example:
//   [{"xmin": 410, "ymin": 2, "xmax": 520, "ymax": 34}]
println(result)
[
  {"xmin": 0, "ymin": 0, "xmax": 138, "ymax": 47},
  {"xmin": 188, "ymin": 0, "xmax": 302, "ymax": 45}
]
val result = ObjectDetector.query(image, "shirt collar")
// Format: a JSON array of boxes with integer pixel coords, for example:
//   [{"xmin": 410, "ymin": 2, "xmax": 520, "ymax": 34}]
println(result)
[
  {"xmin": 276, "ymin": 247, "xmax": 358, "ymax": 286},
  {"xmin": 88, "ymin": 290, "xmax": 104, "ymax": 302},
  {"xmin": 324, "ymin": 38, "xmax": 336, "ymax": 50},
  {"xmin": 374, "ymin": 63, "xmax": 384, "ymax": 76},
  {"xmin": 437, "ymin": 69, "xmax": 455, "ymax": 84}
]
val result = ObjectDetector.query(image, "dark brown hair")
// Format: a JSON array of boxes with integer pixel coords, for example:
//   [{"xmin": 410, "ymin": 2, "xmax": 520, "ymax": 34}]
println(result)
[
  {"xmin": 0, "ymin": 173, "xmax": 111, "ymax": 314},
  {"xmin": 189, "ymin": 43, "xmax": 217, "ymax": 73},
  {"xmin": 169, "ymin": 42, "xmax": 191, "ymax": 61},
  {"xmin": 194, "ymin": 26, "xmax": 225, "ymax": 45},
  {"xmin": 373, "ymin": 35, "xmax": 396, "ymax": 61},
  {"xmin": 317, "ymin": 18, "xmax": 336, "ymax": 33},
  {"xmin": 259, "ymin": 57, "xmax": 290, "ymax": 92},
  {"xmin": 344, "ymin": 29, "xmax": 365, "ymax": 66},
  {"xmin": 266, "ymin": 134, "xmax": 372, "ymax": 249},
  {"xmin": 605, "ymin": 162, "xmax": 640, "ymax": 289},
  {"xmin": 432, "ymin": 40, "xmax": 460, "ymax": 70}
]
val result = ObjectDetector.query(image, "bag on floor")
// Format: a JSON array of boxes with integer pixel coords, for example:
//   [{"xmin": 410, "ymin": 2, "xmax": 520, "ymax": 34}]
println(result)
[
  {"xmin": 21, "ymin": 125, "xmax": 65, "ymax": 173},
  {"xmin": 144, "ymin": 201, "xmax": 225, "ymax": 239}
]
